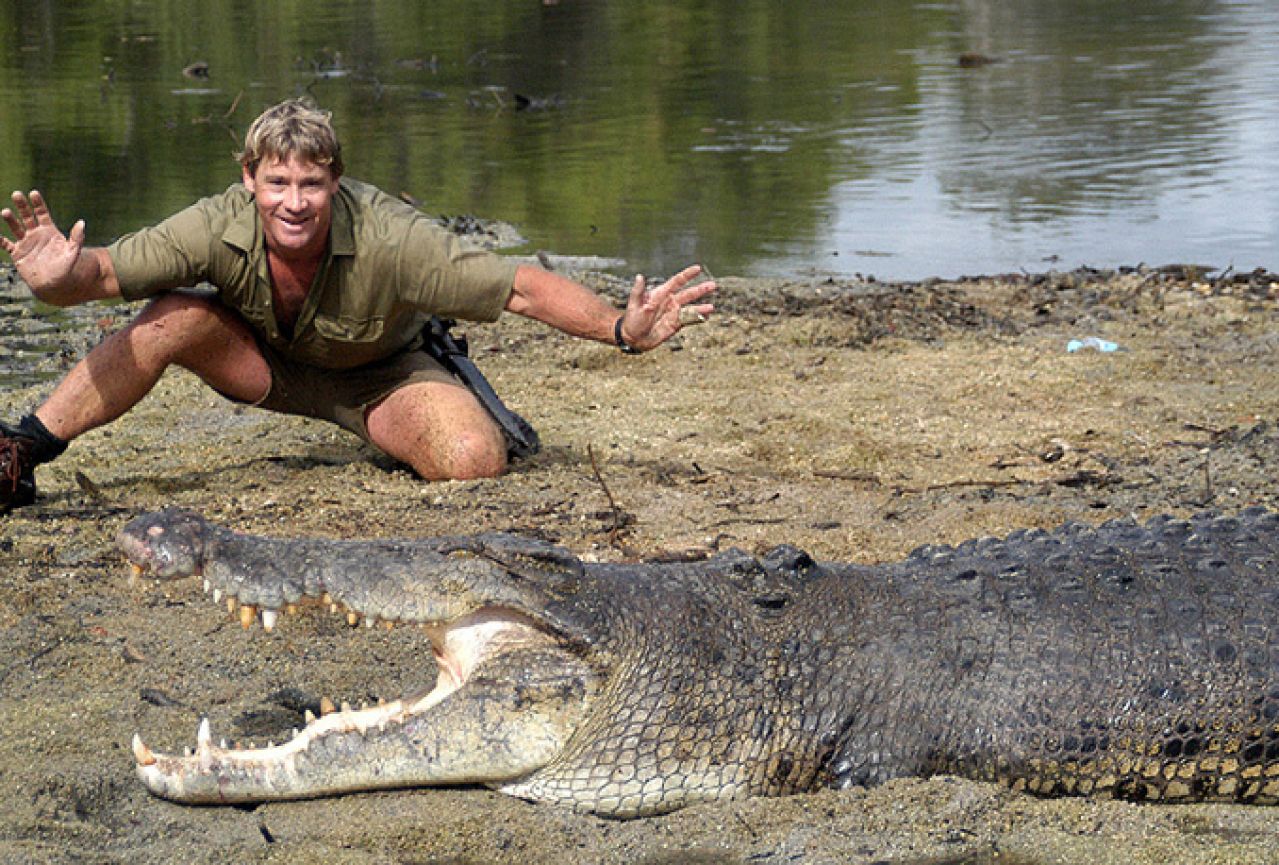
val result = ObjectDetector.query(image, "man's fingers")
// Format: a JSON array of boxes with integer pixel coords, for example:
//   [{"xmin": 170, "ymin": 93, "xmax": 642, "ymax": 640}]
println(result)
[
  {"xmin": 628, "ymin": 273, "xmax": 648, "ymax": 306},
  {"xmin": 29, "ymin": 190, "xmax": 54, "ymax": 226},
  {"xmin": 5, "ymin": 193, "xmax": 29, "ymax": 237},
  {"xmin": 674, "ymin": 280, "xmax": 716, "ymax": 306},
  {"xmin": 673, "ymin": 264, "xmax": 703, "ymax": 283},
  {"xmin": 638, "ymin": 266, "xmax": 692, "ymax": 309},
  {"xmin": 69, "ymin": 219, "xmax": 87, "ymax": 248},
  {"xmin": 663, "ymin": 264, "xmax": 702, "ymax": 291},
  {"xmin": 11, "ymin": 191, "xmax": 35, "ymax": 227},
  {"xmin": 657, "ymin": 264, "xmax": 700, "ymax": 286}
]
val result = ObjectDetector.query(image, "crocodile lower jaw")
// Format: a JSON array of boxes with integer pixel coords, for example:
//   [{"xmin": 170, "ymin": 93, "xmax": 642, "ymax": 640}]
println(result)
[{"xmin": 131, "ymin": 608, "xmax": 564, "ymax": 802}]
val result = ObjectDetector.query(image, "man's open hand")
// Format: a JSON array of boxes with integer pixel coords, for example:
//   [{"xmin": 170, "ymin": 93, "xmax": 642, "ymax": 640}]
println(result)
[
  {"xmin": 618, "ymin": 264, "xmax": 717, "ymax": 352},
  {"xmin": 1, "ymin": 190, "xmax": 87, "ymax": 295}
]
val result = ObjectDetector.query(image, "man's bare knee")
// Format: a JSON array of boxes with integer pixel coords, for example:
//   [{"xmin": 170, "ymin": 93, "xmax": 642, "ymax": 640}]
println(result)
[
  {"xmin": 432, "ymin": 428, "xmax": 507, "ymax": 480},
  {"xmin": 366, "ymin": 381, "xmax": 510, "ymax": 481}
]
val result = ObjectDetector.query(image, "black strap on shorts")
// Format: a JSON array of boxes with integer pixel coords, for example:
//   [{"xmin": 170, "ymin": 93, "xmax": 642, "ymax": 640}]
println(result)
[{"xmin": 420, "ymin": 317, "xmax": 541, "ymax": 460}]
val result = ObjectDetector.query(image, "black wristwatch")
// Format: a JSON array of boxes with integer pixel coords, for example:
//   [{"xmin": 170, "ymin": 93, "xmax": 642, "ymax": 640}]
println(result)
[{"xmin": 613, "ymin": 315, "xmax": 641, "ymax": 354}]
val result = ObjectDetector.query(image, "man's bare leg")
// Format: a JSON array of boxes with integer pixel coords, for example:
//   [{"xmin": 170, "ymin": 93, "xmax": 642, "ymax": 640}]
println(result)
[
  {"xmin": 26, "ymin": 290, "xmax": 505, "ymax": 482},
  {"xmin": 33, "ymin": 293, "xmax": 271, "ymax": 441},
  {"xmin": 364, "ymin": 380, "xmax": 507, "ymax": 481}
]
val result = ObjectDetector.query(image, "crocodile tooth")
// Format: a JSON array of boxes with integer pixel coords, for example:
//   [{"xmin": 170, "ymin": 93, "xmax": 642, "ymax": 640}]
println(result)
[
  {"xmin": 322, "ymin": 593, "xmax": 333, "ymax": 605},
  {"xmin": 304, "ymin": 709, "xmax": 317, "ymax": 723},
  {"xmin": 240, "ymin": 604, "xmax": 257, "ymax": 629},
  {"xmin": 346, "ymin": 611, "xmax": 359, "ymax": 627},
  {"xmin": 226, "ymin": 596, "xmax": 237, "ymax": 614},
  {"xmin": 286, "ymin": 604, "xmax": 298, "ymax": 616},
  {"xmin": 383, "ymin": 620, "xmax": 395, "ymax": 631},
  {"xmin": 132, "ymin": 734, "xmax": 157, "ymax": 766},
  {"xmin": 262, "ymin": 610, "xmax": 278, "ymax": 632},
  {"xmin": 197, "ymin": 718, "xmax": 212, "ymax": 750},
  {"xmin": 203, "ymin": 579, "xmax": 211, "ymax": 593},
  {"xmin": 213, "ymin": 588, "xmax": 223, "ymax": 604},
  {"xmin": 220, "ymin": 739, "xmax": 228, "ymax": 749},
  {"xmin": 330, "ymin": 603, "xmax": 339, "ymax": 614},
  {"xmin": 183, "ymin": 747, "xmax": 192, "ymax": 757},
  {"xmin": 320, "ymin": 697, "xmax": 336, "ymax": 716},
  {"xmin": 364, "ymin": 616, "xmax": 375, "ymax": 629},
  {"xmin": 291, "ymin": 728, "xmax": 299, "ymax": 738}
]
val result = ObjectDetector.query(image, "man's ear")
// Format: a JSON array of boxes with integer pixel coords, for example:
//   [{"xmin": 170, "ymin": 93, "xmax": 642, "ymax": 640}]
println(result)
[{"xmin": 241, "ymin": 164, "xmax": 256, "ymax": 193}]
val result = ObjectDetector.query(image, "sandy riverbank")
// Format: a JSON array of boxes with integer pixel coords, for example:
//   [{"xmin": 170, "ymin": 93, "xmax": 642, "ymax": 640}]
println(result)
[{"xmin": 2, "ymin": 264, "xmax": 1279, "ymax": 864}]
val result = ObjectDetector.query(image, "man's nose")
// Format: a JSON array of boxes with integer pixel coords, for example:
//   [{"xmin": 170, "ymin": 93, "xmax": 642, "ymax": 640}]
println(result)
[{"xmin": 284, "ymin": 185, "xmax": 304, "ymax": 210}]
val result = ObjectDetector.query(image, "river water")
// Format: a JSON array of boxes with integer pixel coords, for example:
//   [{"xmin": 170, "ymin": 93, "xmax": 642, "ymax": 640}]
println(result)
[{"xmin": 0, "ymin": 0, "xmax": 1275, "ymax": 283}]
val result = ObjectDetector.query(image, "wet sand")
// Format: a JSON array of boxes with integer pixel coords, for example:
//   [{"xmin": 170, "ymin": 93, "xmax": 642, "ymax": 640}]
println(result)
[{"xmin": 2, "ymin": 264, "xmax": 1279, "ymax": 864}]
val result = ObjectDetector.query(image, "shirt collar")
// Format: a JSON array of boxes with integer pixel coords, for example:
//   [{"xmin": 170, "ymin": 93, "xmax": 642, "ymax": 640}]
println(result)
[
  {"xmin": 221, "ymin": 185, "xmax": 258, "ymax": 253},
  {"xmin": 328, "ymin": 180, "xmax": 356, "ymax": 256}
]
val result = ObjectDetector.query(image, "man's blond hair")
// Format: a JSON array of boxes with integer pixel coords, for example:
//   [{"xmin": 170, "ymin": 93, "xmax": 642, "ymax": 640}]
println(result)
[{"xmin": 238, "ymin": 98, "xmax": 344, "ymax": 178}]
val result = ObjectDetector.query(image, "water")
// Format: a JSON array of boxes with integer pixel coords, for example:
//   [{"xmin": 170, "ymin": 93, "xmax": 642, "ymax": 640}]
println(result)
[{"xmin": 0, "ymin": 0, "xmax": 1275, "ymax": 285}]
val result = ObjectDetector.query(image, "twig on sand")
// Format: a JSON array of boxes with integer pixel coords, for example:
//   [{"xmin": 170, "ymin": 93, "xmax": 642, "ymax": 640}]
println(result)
[{"xmin": 586, "ymin": 444, "xmax": 632, "ymax": 537}]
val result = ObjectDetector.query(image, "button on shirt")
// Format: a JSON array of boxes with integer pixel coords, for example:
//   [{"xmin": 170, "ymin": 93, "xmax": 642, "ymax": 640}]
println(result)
[{"xmin": 107, "ymin": 178, "xmax": 517, "ymax": 369}]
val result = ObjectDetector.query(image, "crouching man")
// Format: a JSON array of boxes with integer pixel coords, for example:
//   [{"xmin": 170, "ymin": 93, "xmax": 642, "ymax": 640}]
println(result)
[{"xmin": 0, "ymin": 98, "xmax": 714, "ymax": 512}]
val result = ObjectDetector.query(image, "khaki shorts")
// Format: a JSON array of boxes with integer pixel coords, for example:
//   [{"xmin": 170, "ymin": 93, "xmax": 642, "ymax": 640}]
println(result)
[{"xmin": 248, "ymin": 340, "xmax": 458, "ymax": 443}]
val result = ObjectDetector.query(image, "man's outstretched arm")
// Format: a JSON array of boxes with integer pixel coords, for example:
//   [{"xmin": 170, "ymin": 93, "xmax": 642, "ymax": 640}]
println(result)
[
  {"xmin": 505, "ymin": 263, "xmax": 715, "ymax": 353},
  {"xmin": 1, "ymin": 190, "xmax": 120, "ymax": 306}
]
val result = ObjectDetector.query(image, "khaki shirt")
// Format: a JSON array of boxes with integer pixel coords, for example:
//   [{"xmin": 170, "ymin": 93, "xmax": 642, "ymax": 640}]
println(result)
[{"xmin": 107, "ymin": 178, "xmax": 517, "ymax": 369}]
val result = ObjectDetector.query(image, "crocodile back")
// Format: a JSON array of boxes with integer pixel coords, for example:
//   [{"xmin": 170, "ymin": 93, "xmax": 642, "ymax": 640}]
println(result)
[{"xmin": 808, "ymin": 509, "xmax": 1279, "ymax": 802}]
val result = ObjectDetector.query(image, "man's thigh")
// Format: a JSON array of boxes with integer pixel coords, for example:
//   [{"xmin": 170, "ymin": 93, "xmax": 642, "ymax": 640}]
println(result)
[{"xmin": 146, "ymin": 293, "xmax": 272, "ymax": 405}]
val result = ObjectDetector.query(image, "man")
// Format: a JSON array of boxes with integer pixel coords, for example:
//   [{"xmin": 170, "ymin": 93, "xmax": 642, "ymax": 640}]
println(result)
[{"xmin": 0, "ymin": 99, "xmax": 714, "ymax": 513}]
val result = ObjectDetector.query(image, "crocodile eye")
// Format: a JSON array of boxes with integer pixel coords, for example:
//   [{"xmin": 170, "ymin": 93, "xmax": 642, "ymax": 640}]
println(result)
[{"xmin": 147, "ymin": 526, "xmax": 165, "ymax": 538}]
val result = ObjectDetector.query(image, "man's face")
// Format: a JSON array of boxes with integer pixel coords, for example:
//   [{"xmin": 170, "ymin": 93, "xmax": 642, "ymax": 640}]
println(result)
[{"xmin": 242, "ymin": 154, "xmax": 339, "ymax": 260}]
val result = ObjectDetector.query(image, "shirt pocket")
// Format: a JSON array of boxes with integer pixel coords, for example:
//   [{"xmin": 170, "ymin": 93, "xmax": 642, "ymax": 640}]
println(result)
[{"xmin": 312, "ymin": 314, "xmax": 386, "ymax": 343}]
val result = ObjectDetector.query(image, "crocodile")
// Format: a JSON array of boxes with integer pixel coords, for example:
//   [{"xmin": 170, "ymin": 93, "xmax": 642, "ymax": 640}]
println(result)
[{"xmin": 118, "ymin": 506, "xmax": 1279, "ymax": 817}]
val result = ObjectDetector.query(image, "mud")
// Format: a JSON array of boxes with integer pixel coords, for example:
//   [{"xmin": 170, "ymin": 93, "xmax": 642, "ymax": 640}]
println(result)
[{"xmin": 2, "ymin": 262, "xmax": 1279, "ymax": 864}]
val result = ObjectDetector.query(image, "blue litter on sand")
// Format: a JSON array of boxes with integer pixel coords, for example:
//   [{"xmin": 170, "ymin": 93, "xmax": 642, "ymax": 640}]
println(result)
[{"xmin": 1067, "ymin": 337, "xmax": 1121, "ymax": 353}]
